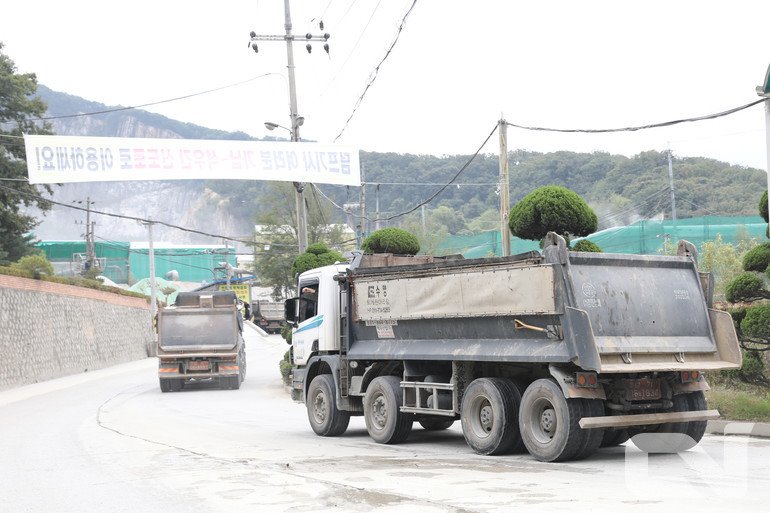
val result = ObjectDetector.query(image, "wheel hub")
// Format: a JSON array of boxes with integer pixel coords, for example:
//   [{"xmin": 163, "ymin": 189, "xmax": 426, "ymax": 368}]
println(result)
[
  {"xmin": 372, "ymin": 395, "xmax": 388, "ymax": 428},
  {"xmin": 313, "ymin": 391, "xmax": 328, "ymax": 423},
  {"xmin": 479, "ymin": 404, "xmax": 494, "ymax": 432},
  {"xmin": 540, "ymin": 408, "xmax": 556, "ymax": 433}
]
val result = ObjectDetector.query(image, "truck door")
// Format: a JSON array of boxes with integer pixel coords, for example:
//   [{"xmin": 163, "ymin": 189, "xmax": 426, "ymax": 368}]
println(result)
[{"xmin": 293, "ymin": 279, "xmax": 321, "ymax": 365}]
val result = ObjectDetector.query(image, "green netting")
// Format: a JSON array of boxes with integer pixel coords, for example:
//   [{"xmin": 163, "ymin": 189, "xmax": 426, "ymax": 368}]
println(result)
[
  {"xmin": 437, "ymin": 216, "xmax": 768, "ymax": 257},
  {"xmin": 36, "ymin": 240, "xmax": 130, "ymax": 283},
  {"xmin": 128, "ymin": 246, "xmax": 236, "ymax": 284}
]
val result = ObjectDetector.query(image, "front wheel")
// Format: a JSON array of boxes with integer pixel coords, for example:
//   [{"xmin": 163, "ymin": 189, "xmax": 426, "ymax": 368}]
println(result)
[
  {"xmin": 307, "ymin": 374, "xmax": 350, "ymax": 436},
  {"xmin": 364, "ymin": 376, "xmax": 412, "ymax": 444}
]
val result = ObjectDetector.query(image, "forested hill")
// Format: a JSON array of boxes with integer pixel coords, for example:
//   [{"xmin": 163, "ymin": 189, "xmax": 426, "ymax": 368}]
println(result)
[{"xmin": 35, "ymin": 86, "xmax": 768, "ymax": 242}]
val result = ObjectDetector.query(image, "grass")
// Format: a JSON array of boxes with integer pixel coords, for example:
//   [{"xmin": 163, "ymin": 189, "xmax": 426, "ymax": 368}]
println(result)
[{"xmin": 706, "ymin": 384, "xmax": 770, "ymax": 422}]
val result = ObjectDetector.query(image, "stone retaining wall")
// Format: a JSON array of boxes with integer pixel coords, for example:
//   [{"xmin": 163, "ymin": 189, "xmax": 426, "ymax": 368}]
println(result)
[{"xmin": 0, "ymin": 275, "xmax": 154, "ymax": 390}]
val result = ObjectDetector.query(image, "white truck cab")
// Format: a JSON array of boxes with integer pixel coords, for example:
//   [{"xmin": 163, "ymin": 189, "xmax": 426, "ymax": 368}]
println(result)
[{"xmin": 288, "ymin": 263, "xmax": 349, "ymax": 366}]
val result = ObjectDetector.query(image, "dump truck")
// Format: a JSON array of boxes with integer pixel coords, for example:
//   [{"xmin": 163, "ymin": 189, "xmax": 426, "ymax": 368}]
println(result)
[
  {"xmin": 284, "ymin": 233, "xmax": 742, "ymax": 462},
  {"xmin": 252, "ymin": 300, "xmax": 286, "ymax": 334},
  {"xmin": 157, "ymin": 291, "xmax": 246, "ymax": 392}
]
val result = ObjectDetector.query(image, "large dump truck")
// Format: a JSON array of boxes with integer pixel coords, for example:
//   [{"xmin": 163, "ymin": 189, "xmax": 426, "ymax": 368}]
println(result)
[
  {"xmin": 252, "ymin": 300, "xmax": 286, "ymax": 334},
  {"xmin": 157, "ymin": 291, "xmax": 246, "ymax": 392},
  {"xmin": 284, "ymin": 233, "xmax": 742, "ymax": 461}
]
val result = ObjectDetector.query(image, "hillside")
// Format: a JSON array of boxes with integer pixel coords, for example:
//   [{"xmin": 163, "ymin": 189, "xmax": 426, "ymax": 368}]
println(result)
[{"xmin": 31, "ymin": 86, "xmax": 769, "ymax": 246}]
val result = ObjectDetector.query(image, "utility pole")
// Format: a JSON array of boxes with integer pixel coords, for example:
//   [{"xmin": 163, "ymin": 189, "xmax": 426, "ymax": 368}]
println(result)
[
  {"xmin": 142, "ymin": 220, "xmax": 158, "ymax": 318},
  {"xmin": 498, "ymin": 118, "xmax": 511, "ymax": 257},
  {"xmin": 375, "ymin": 184, "xmax": 381, "ymax": 231},
  {"xmin": 249, "ymin": 0, "xmax": 330, "ymax": 254},
  {"xmin": 360, "ymin": 181, "xmax": 367, "ymax": 244},
  {"xmin": 667, "ymin": 148, "xmax": 678, "ymax": 239}
]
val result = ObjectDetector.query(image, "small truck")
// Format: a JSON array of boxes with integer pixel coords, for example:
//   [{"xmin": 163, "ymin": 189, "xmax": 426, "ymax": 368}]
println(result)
[
  {"xmin": 157, "ymin": 291, "xmax": 246, "ymax": 392},
  {"xmin": 252, "ymin": 300, "xmax": 286, "ymax": 334},
  {"xmin": 284, "ymin": 233, "xmax": 742, "ymax": 461}
]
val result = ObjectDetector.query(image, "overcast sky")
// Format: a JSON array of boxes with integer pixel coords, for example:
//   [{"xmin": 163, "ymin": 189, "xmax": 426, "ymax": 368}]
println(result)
[{"xmin": 2, "ymin": 0, "xmax": 770, "ymax": 171}]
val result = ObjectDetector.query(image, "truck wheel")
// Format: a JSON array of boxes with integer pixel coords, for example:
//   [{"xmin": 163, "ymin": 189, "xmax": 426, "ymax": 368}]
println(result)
[
  {"xmin": 629, "ymin": 391, "xmax": 707, "ymax": 453},
  {"xmin": 419, "ymin": 418, "xmax": 455, "ymax": 431},
  {"xmin": 160, "ymin": 378, "xmax": 182, "ymax": 393},
  {"xmin": 601, "ymin": 428, "xmax": 630, "ymax": 448},
  {"xmin": 519, "ymin": 378, "xmax": 591, "ymax": 462},
  {"xmin": 571, "ymin": 399, "xmax": 605, "ymax": 460},
  {"xmin": 364, "ymin": 376, "xmax": 412, "ymax": 444},
  {"xmin": 307, "ymin": 374, "xmax": 350, "ymax": 436},
  {"xmin": 460, "ymin": 378, "xmax": 524, "ymax": 455}
]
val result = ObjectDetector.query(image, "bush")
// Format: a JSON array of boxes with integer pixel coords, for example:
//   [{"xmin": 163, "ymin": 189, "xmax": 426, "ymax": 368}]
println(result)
[
  {"xmin": 291, "ymin": 245, "xmax": 344, "ymax": 277},
  {"xmin": 741, "ymin": 303, "xmax": 770, "ymax": 341},
  {"xmin": 725, "ymin": 272, "xmax": 767, "ymax": 303},
  {"xmin": 279, "ymin": 349, "xmax": 293, "ymax": 385},
  {"xmin": 11, "ymin": 254, "xmax": 54, "ymax": 278},
  {"xmin": 720, "ymin": 350, "xmax": 767, "ymax": 384},
  {"xmin": 743, "ymin": 243, "xmax": 770, "ymax": 272},
  {"xmin": 280, "ymin": 323, "xmax": 292, "ymax": 344},
  {"xmin": 508, "ymin": 186, "xmax": 597, "ymax": 241},
  {"xmin": 760, "ymin": 189, "xmax": 768, "ymax": 223},
  {"xmin": 362, "ymin": 227, "xmax": 420, "ymax": 255},
  {"xmin": 571, "ymin": 239, "xmax": 603, "ymax": 252}
]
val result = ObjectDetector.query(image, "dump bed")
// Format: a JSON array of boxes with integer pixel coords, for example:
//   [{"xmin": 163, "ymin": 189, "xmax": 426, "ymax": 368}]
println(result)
[
  {"xmin": 346, "ymin": 237, "xmax": 740, "ymax": 373},
  {"xmin": 158, "ymin": 291, "xmax": 242, "ymax": 353}
]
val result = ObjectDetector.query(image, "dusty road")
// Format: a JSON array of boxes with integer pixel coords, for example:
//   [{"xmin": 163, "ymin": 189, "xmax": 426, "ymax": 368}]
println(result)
[{"xmin": 1, "ymin": 326, "xmax": 769, "ymax": 513}]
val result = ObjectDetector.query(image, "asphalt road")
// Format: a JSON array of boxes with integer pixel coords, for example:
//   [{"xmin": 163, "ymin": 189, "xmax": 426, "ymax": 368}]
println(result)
[{"xmin": 2, "ymin": 326, "xmax": 769, "ymax": 513}]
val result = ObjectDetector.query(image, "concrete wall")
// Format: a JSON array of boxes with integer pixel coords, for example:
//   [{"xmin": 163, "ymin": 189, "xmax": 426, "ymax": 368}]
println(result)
[{"xmin": 0, "ymin": 275, "xmax": 154, "ymax": 390}]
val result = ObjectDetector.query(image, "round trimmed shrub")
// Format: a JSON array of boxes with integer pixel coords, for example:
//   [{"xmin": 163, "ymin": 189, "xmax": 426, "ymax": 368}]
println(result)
[
  {"xmin": 362, "ymin": 228, "xmax": 420, "ymax": 255},
  {"xmin": 571, "ymin": 239, "xmax": 603, "ymax": 253},
  {"xmin": 306, "ymin": 243, "xmax": 330, "ymax": 256},
  {"xmin": 742, "ymin": 243, "xmax": 770, "ymax": 272},
  {"xmin": 291, "ymin": 247, "xmax": 344, "ymax": 277},
  {"xmin": 740, "ymin": 303, "xmax": 770, "ymax": 341},
  {"xmin": 508, "ymin": 186, "xmax": 597, "ymax": 241},
  {"xmin": 725, "ymin": 273, "xmax": 766, "ymax": 303},
  {"xmin": 759, "ymin": 189, "xmax": 768, "ymax": 223}
]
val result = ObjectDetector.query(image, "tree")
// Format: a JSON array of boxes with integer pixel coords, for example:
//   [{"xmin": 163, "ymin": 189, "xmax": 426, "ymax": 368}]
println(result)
[
  {"xmin": 291, "ymin": 243, "xmax": 343, "ymax": 277},
  {"xmin": 10, "ymin": 253, "xmax": 53, "ymax": 277},
  {"xmin": 0, "ymin": 43, "xmax": 53, "ymax": 264},
  {"xmin": 508, "ymin": 186, "xmax": 597, "ymax": 242},
  {"xmin": 571, "ymin": 239, "xmax": 602, "ymax": 252},
  {"xmin": 362, "ymin": 227, "xmax": 420, "ymax": 255},
  {"xmin": 252, "ymin": 183, "xmax": 349, "ymax": 300}
]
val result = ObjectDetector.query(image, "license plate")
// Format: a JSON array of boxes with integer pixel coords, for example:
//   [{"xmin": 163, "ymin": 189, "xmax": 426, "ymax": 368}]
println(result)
[
  {"xmin": 624, "ymin": 378, "xmax": 661, "ymax": 401},
  {"xmin": 188, "ymin": 360, "xmax": 210, "ymax": 371}
]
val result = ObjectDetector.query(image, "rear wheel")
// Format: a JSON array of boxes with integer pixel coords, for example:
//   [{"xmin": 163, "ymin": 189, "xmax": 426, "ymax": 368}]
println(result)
[
  {"xmin": 364, "ymin": 376, "xmax": 412, "ymax": 444},
  {"xmin": 159, "ymin": 378, "xmax": 183, "ymax": 393},
  {"xmin": 629, "ymin": 391, "xmax": 708, "ymax": 453},
  {"xmin": 460, "ymin": 378, "xmax": 523, "ymax": 455},
  {"xmin": 307, "ymin": 374, "xmax": 350, "ymax": 436},
  {"xmin": 419, "ymin": 418, "xmax": 455, "ymax": 431},
  {"xmin": 519, "ymin": 378, "xmax": 595, "ymax": 462}
]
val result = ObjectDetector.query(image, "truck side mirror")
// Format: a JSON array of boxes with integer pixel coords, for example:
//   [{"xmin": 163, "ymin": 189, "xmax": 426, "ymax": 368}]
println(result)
[{"xmin": 285, "ymin": 298, "xmax": 298, "ymax": 326}]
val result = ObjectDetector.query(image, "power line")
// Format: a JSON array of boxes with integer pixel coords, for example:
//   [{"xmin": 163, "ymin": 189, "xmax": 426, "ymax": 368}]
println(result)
[
  {"xmin": 506, "ymin": 98, "xmax": 767, "ymax": 134},
  {"xmin": 29, "ymin": 73, "xmax": 283, "ymax": 122},
  {"xmin": 0, "ymin": 183, "xmax": 293, "ymax": 248},
  {"xmin": 333, "ymin": 0, "xmax": 418, "ymax": 142}
]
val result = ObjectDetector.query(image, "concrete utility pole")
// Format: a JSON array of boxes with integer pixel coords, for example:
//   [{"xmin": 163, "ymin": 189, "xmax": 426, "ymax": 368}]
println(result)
[
  {"xmin": 667, "ymin": 148, "xmax": 677, "ymax": 240},
  {"xmin": 498, "ymin": 118, "xmax": 511, "ymax": 257},
  {"xmin": 140, "ymin": 220, "xmax": 158, "ymax": 317},
  {"xmin": 249, "ymin": 0, "xmax": 330, "ymax": 254}
]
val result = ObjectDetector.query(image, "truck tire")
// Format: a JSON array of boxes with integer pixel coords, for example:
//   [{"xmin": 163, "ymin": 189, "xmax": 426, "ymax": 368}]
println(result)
[
  {"xmin": 629, "ymin": 391, "xmax": 707, "ymax": 453},
  {"xmin": 601, "ymin": 428, "xmax": 630, "ymax": 448},
  {"xmin": 364, "ymin": 375, "xmax": 412, "ymax": 444},
  {"xmin": 460, "ymin": 378, "xmax": 524, "ymax": 455},
  {"xmin": 419, "ymin": 418, "xmax": 455, "ymax": 431},
  {"xmin": 159, "ymin": 378, "xmax": 182, "ymax": 393},
  {"xmin": 571, "ymin": 399, "xmax": 605, "ymax": 460},
  {"xmin": 307, "ymin": 374, "xmax": 350, "ymax": 437},
  {"xmin": 519, "ymin": 378, "xmax": 592, "ymax": 462}
]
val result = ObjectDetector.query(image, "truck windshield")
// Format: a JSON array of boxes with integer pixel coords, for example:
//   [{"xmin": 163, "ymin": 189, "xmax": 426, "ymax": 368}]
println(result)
[{"xmin": 159, "ymin": 311, "xmax": 237, "ymax": 349}]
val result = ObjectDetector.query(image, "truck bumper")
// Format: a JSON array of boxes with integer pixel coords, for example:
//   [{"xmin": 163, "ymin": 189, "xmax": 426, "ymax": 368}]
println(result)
[{"xmin": 579, "ymin": 409, "xmax": 721, "ymax": 429}]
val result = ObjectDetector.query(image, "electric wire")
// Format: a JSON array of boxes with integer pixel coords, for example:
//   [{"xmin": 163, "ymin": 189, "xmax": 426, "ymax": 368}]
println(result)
[
  {"xmin": 506, "ymin": 98, "xmax": 767, "ymax": 134},
  {"xmin": 333, "ymin": 0, "xmax": 418, "ymax": 142},
  {"xmin": 27, "ymin": 73, "xmax": 283, "ymax": 122}
]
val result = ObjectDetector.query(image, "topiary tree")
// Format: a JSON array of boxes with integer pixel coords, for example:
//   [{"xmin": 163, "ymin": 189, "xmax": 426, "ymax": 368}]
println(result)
[
  {"xmin": 290, "ymin": 243, "xmax": 344, "ymax": 277},
  {"xmin": 742, "ymin": 243, "xmax": 770, "ymax": 272},
  {"xmin": 361, "ymin": 227, "xmax": 420, "ymax": 255},
  {"xmin": 571, "ymin": 239, "xmax": 603, "ymax": 253},
  {"xmin": 508, "ymin": 186, "xmax": 597, "ymax": 243},
  {"xmin": 759, "ymin": 189, "xmax": 768, "ymax": 225},
  {"xmin": 725, "ymin": 272, "xmax": 769, "ymax": 303}
]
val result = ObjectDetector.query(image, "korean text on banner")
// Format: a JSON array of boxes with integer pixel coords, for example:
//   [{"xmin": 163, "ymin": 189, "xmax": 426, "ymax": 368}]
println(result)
[{"xmin": 23, "ymin": 135, "xmax": 361, "ymax": 186}]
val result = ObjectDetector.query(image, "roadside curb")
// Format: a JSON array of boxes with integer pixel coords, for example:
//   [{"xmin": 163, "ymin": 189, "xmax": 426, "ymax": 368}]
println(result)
[{"xmin": 706, "ymin": 420, "xmax": 770, "ymax": 438}]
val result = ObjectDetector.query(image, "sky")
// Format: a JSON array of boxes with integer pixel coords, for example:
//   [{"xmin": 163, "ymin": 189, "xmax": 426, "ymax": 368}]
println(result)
[{"xmin": 2, "ymin": 0, "xmax": 770, "ymax": 172}]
